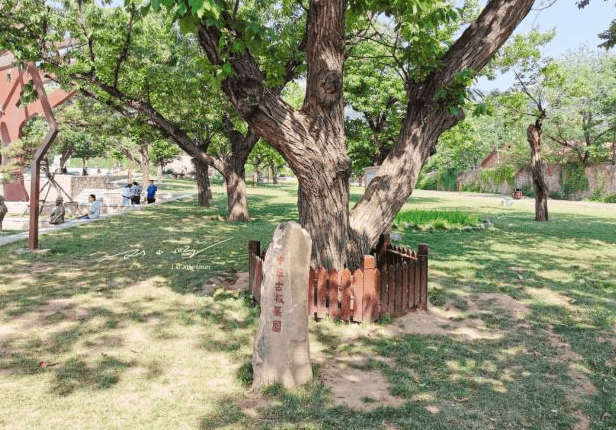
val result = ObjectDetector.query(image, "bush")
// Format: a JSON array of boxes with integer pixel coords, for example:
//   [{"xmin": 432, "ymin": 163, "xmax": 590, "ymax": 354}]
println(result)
[
  {"xmin": 416, "ymin": 171, "xmax": 438, "ymax": 190},
  {"xmin": 481, "ymin": 164, "xmax": 516, "ymax": 187},
  {"xmin": 587, "ymin": 193, "xmax": 616, "ymax": 203},
  {"xmin": 416, "ymin": 168, "xmax": 460, "ymax": 191},
  {"xmin": 560, "ymin": 163, "xmax": 588, "ymax": 198}
]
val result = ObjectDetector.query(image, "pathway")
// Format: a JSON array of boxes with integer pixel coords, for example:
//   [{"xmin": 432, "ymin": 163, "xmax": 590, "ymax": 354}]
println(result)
[{"xmin": 0, "ymin": 193, "xmax": 191, "ymax": 247}]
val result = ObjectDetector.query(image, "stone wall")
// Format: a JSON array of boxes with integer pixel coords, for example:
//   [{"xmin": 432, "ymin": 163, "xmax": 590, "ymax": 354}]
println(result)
[
  {"xmin": 459, "ymin": 162, "xmax": 616, "ymax": 199},
  {"xmin": 2, "ymin": 174, "xmax": 129, "ymax": 203}
]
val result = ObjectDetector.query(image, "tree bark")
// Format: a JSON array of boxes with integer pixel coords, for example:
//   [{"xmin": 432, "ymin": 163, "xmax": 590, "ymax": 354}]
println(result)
[
  {"xmin": 138, "ymin": 141, "xmax": 150, "ymax": 203},
  {"xmin": 222, "ymin": 126, "xmax": 258, "ymax": 221},
  {"xmin": 527, "ymin": 124, "xmax": 548, "ymax": 221},
  {"xmin": 157, "ymin": 163, "xmax": 163, "ymax": 182},
  {"xmin": 192, "ymin": 140, "xmax": 212, "ymax": 207},
  {"xmin": 59, "ymin": 146, "xmax": 73, "ymax": 171},
  {"xmin": 194, "ymin": 161, "xmax": 212, "ymax": 206}
]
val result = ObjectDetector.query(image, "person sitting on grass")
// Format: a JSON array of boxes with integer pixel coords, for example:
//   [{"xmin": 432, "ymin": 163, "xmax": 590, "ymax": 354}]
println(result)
[
  {"xmin": 49, "ymin": 197, "xmax": 65, "ymax": 225},
  {"xmin": 79, "ymin": 194, "xmax": 101, "ymax": 220},
  {"xmin": 0, "ymin": 195, "xmax": 7, "ymax": 231}
]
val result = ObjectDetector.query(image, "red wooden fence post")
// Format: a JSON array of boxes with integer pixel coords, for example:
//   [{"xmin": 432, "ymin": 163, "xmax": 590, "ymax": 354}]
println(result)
[
  {"xmin": 308, "ymin": 268, "xmax": 317, "ymax": 319},
  {"xmin": 402, "ymin": 262, "xmax": 409, "ymax": 312},
  {"xmin": 380, "ymin": 268, "xmax": 388, "ymax": 316},
  {"xmin": 316, "ymin": 268, "xmax": 328, "ymax": 319},
  {"xmin": 340, "ymin": 269, "xmax": 352, "ymax": 321},
  {"xmin": 328, "ymin": 270, "xmax": 342, "ymax": 320},
  {"xmin": 352, "ymin": 268, "xmax": 364, "ymax": 322},
  {"xmin": 248, "ymin": 240, "xmax": 260, "ymax": 299},
  {"xmin": 362, "ymin": 255, "xmax": 379, "ymax": 322},
  {"xmin": 418, "ymin": 243, "xmax": 429, "ymax": 310}
]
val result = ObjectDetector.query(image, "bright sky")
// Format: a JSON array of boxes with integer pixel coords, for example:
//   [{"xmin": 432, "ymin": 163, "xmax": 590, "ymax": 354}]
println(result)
[{"xmin": 476, "ymin": 0, "xmax": 616, "ymax": 92}]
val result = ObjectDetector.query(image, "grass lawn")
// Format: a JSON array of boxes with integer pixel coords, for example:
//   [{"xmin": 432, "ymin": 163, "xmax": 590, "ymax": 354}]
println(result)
[{"xmin": 1, "ymin": 183, "xmax": 615, "ymax": 430}]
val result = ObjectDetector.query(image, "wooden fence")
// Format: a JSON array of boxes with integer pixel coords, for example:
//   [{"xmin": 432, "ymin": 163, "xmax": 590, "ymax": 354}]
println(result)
[{"xmin": 248, "ymin": 236, "xmax": 429, "ymax": 322}]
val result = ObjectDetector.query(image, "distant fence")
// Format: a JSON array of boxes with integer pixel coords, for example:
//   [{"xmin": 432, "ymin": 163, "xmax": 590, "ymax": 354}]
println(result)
[{"xmin": 248, "ymin": 235, "xmax": 429, "ymax": 322}]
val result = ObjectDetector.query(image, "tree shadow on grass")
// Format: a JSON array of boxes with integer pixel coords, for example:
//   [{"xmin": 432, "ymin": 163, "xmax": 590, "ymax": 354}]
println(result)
[
  {"xmin": 50, "ymin": 355, "xmax": 134, "ymax": 396},
  {"xmin": 198, "ymin": 325, "xmax": 581, "ymax": 430}
]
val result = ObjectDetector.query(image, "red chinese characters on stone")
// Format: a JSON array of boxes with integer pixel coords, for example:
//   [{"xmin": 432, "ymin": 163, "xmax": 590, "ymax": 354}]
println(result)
[{"xmin": 272, "ymin": 268, "xmax": 284, "ymax": 332}]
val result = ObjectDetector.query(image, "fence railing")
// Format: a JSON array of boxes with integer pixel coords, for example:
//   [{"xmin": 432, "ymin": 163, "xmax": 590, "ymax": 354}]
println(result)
[{"xmin": 248, "ymin": 235, "xmax": 429, "ymax": 322}]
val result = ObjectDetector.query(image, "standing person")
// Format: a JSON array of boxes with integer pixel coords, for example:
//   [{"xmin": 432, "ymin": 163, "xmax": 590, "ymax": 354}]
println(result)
[
  {"xmin": 130, "ymin": 181, "xmax": 141, "ymax": 205},
  {"xmin": 146, "ymin": 180, "xmax": 158, "ymax": 204},
  {"xmin": 79, "ymin": 194, "xmax": 101, "ymax": 219},
  {"xmin": 0, "ymin": 195, "xmax": 7, "ymax": 231},
  {"xmin": 121, "ymin": 183, "xmax": 132, "ymax": 206}
]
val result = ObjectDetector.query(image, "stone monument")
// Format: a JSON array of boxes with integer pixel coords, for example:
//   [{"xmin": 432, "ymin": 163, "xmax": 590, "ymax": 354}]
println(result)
[
  {"xmin": 49, "ymin": 196, "xmax": 65, "ymax": 225},
  {"xmin": 252, "ymin": 222, "xmax": 313, "ymax": 389},
  {"xmin": 0, "ymin": 195, "xmax": 7, "ymax": 231}
]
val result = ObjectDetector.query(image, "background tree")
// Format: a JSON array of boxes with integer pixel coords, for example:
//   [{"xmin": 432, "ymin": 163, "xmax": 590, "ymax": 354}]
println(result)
[
  {"xmin": 0, "ymin": 1, "xmax": 304, "ymax": 219},
  {"xmin": 150, "ymin": 139, "xmax": 181, "ymax": 181},
  {"xmin": 542, "ymin": 51, "xmax": 616, "ymax": 165}
]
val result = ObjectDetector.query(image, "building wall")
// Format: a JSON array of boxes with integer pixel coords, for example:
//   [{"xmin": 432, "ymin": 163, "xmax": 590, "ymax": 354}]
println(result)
[{"xmin": 459, "ymin": 162, "xmax": 616, "ymax": 198}]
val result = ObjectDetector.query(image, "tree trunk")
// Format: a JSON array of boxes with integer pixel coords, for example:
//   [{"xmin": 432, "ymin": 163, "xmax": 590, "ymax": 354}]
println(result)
[
  {"xmin": 138, "ymin": 141, "xmax": 150, "ymax": 203},
  {"xmin": 350, "ymin": 109, "xmax": 461, "ymax": 250},
  {"xmin": 196, "ymin": 0, "xmax": 535, "ymax": 270},
  {"xmin": 157, "ymin": 163, "xmax": 164, "ymax": 182},
  {"xmin": 527, "ymin": 124, "xmax": 548, "ymax": 222},
  {"xmin": 194, "ymin": 161, "xmax": 212, "ymax": 206},
  {"xmin": 222, "ymin": 125, "xmax": 258, "ymax": 222},
  {"xmin": 224, "ymin": 170, "xmax": 249, "ymax": 221},
  {"xmin": 59, "ymin": 146, "xmax": 73, "ymax": 171}
]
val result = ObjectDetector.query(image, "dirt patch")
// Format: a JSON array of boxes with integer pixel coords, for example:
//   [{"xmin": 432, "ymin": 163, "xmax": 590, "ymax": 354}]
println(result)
[
  {"xmin": 200, "ymin": 271, "xmax": 244, "ymax": 295},
  {"xmin": 228, "ymin": 272, "xmax": 249, "ymax": 291},
  {"xmin": 318, "ymin": 355, "xmax": 405, "ymax": 411}
]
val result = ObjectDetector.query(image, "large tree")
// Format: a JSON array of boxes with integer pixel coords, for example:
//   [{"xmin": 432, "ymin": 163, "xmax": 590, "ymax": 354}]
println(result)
[
  {"xmin": 159, "ymin": 0, "xmax": 535, "ymax": 270},
  {"xmin": 1, "ymin": 0, "xmax": 537, "ymax": 269}
]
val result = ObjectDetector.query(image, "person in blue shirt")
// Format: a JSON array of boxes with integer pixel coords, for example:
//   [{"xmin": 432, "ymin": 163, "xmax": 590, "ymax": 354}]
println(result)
[{"xmin": 146, "ymin": 180, "xmax": 158, "ymax": 204}]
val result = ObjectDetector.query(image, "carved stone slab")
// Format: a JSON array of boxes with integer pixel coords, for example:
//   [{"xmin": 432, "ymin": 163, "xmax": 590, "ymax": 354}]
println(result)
[{"xmin": 252, "ymin": 222, "xmax": 313, "ymax": 389}]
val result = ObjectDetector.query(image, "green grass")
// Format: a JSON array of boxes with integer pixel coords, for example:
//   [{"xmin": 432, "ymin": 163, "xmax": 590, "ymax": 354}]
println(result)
[
  {"xmin": 395, "ymin": 209, "xmax": 481, "ymax": 230},
  {"xmin": 1, "ymin": 185, "xmax": 615, "ymax": 429}
]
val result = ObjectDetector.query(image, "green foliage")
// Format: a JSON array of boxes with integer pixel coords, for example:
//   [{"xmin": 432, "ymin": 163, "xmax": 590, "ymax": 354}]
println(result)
[
  {"xmin": 395, "ymin": 209, "xmax": 480, "ymax": 228},
  {"xmin": 481, "ymin": 164, "xmax": 516, "ymax": 187},
  {"xmin": 588, "ymin": 193, "xmax": 616, "ymax": 203},
  {"xmin": 416, "ymin": 166, "xmax": 462, "ymax": 191},
  {"xmin": 150, "ymin": 139, "xmax": 181, "ymax": 167},
  {"xmin": 560, "ymin": 163, "xmax": 589, "ymax": 198}
]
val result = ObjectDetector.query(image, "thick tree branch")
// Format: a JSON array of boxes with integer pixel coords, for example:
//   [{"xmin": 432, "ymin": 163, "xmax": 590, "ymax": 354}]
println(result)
[
  {"xmin": 73, "ymin": 74, "xmax": 226, "ymax": 173},
  {"xmin": 113, "ymin": 4, "xmax": 136, "ymax": 90},
  {"xmin": 428, "ymin": 0, "xmax": 535, "ymax": 94},
  {"xmin": 351, "ymin": 0, "xmax": 535, "ymax": 248}
]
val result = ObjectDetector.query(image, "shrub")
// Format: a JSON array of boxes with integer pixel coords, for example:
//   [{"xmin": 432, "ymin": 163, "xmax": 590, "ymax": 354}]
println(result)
[
  {"xmin": 481, "ymin": 164, "xmax": 516, "ymax": 187},
  {"xmin": 560, "ymin": 163, "xmax": 588, "ymax": 198}
]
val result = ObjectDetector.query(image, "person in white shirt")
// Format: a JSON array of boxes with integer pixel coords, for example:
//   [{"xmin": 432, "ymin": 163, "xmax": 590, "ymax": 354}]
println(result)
[
  {"xmin": 79, "ymin": 194, "xmax": 102, "ymax": 219},
  {"xmin": 130, "ymin": 181, "xmax": 142, "ymax": 205},
  {"xmin": 121, "ymin": 183, "xmax": 132, "ymax": 206}
]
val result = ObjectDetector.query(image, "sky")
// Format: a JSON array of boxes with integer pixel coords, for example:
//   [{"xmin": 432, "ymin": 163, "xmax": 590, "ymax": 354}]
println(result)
[{"xmin": 475, "ymin": 0, "xmax": 616, "ymax": 92}]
